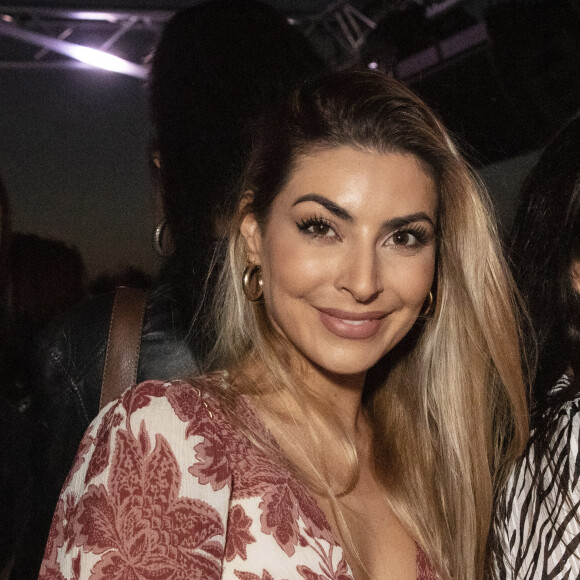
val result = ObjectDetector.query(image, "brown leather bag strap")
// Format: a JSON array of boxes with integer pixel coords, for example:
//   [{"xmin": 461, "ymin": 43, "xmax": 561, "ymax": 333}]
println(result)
[{"xmin": 99, "ymin": 286, "xmax": 148, "ymax": 411}]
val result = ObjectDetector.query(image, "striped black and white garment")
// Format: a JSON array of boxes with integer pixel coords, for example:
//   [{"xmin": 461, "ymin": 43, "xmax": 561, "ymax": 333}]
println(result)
[{"xmin": 494, "ymin": 375, "xmax": 580, "ymax": 579}]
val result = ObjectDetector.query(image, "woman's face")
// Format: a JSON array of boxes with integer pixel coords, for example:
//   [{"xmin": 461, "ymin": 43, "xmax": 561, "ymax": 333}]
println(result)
[{"xmin": 241, "ymin": 146, "xmax": 437, "ymax": 379}]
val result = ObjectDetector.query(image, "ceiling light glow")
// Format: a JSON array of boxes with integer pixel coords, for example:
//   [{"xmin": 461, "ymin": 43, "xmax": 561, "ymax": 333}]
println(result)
[
  {"xmin": 69, "ymin": 12, "xmax": 119, "ymax": 23},
  {"xmin": 66, "ymin": 44, "xmax": 146, "ymax": 77},
  {"xmin": 0, "ymin": 19, "xmax": 147, "ymax": 79}
]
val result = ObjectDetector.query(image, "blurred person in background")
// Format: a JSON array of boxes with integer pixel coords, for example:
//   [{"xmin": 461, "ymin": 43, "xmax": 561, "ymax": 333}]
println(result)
[
  {"xmin": 493, "ymin": 115, "xmax": 580, "ymax": 578},
  {"xmin": 13, "ymin": 2, "xmax": 327, "ymax": 577},
  {"xmin": 2, "ymin": 233, "xmax": 86, "ymax": 409},
  {"xmin": 1, "ymin": 233, "xmax": 86, "ymax": 579}
]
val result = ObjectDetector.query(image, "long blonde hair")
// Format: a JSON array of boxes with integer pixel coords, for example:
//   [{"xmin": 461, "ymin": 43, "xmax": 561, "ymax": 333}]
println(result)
[{"xmin": 203, "ymin": 71, "xmax": 529, "ymax": 579}]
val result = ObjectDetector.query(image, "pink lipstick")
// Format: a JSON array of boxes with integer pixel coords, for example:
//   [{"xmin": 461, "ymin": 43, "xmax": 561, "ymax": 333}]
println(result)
[{"xmin": 316, "ymin": 307, "xmax": 387, "ymax": 340}]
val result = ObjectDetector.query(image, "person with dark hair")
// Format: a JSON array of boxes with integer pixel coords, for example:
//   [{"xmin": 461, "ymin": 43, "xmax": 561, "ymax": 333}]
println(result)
[
  {"xmin": 40, "ymin": 71, "xmax": 527, "ymax": 580},
  {"xmin": 0, "ymin": 233, "xmax": 86, "ymax": 571},
  {"xmin": 1, "ymin": 233, "xmax": 86, "ymax": 576},
  {"xmin": 15, "ymin": 3, "xmax": 327, "ymax": 578},
  {"xmin": 493, "ymin": 115, "xmax": 580, "ymax": 577},
  {"xmin": 150, "ymin": 0, "xmax": 327, "ymax": 308},
  {"xmin": 2, "ymin": 233, "xmax": 86, "ymax": 401}
]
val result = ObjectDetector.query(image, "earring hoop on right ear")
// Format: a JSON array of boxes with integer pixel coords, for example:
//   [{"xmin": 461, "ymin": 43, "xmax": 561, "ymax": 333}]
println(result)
[{"xmin": 242, "ymin": 263, "xmax": 263, "ymax": 302}]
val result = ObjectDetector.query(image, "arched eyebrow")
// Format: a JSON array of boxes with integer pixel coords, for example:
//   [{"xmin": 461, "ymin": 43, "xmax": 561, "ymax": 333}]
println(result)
[
  {"xmin": 292, "ymin": 193, "xmax": 435, "ymax": 229},
  {"xmin": 292, "ymin": 194, "xmax": 353, "ymax": 221},
  {"xmin": 387, "ymin": 214, "xmax": 435, "ymax": 230}
]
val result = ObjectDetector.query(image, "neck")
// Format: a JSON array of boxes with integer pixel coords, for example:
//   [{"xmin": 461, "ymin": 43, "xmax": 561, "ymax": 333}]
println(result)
[
  {"xmin": 302, "ymin": 364, "xmax": 367, "ymax": 437},
  {"xmin": 239, "ymin": 353, "xmax": 373, "ymax": 495},
  {"xmin": 241, "ymin": 352, "xmax": 368, "ymax": 439}
]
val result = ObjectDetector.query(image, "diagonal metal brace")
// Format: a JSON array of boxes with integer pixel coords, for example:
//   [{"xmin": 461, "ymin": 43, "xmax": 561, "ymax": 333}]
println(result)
[{"xmin": 0, "ymin": 18, "xmax": 148, "ymax": 79}]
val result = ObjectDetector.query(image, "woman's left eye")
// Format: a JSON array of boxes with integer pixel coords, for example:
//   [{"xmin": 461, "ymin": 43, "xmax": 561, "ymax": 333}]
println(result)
[
  {"xmin": 392, "ymin": 230, "xmax": 415, "ymax": 246},
  {"xmin": 386, "ymin": 227, "xmax": 428, "ymax": 248}
]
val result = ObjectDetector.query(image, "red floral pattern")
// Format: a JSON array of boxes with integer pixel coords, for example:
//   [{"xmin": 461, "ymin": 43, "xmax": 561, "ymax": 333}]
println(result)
[
  {"xmin": 83, "ymin": 405, "xmax": 121, "ymax": 485},
  {"xmin": 225, "ymin": 504, "xmax": 256, "ymax": 562},
  {"xmin": 40, "ymin": 375, "xmax": 438, "ymax": 579},
  {"xmin": 235, "ymin": 572, "xmax": 277, "ymax": 580}
]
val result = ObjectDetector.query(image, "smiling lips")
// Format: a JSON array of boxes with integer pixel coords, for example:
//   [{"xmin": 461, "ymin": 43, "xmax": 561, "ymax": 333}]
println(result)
[{"xmin": 316, "ymin": 307, "xmax": 388, "ymax": 340}]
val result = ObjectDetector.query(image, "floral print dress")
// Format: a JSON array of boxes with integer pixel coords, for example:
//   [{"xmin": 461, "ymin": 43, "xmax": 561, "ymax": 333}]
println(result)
[{"xmin": 40, "ymin": 373, "xmax": 438, "ymax": 579}]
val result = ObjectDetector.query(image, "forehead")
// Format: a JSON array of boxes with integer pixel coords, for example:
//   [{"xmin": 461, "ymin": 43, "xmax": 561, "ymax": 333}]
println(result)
[{"xmin": 273, "ymin": 146, "xmax": 437, "ymax": 220}]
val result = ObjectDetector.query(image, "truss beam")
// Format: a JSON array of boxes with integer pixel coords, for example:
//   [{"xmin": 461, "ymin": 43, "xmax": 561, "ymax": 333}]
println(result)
[
  {"xmin": 0, "ymin": 18, "xmax": 148, "ymax": 78},
  {"xmin": 0, "ymin": 6, "xmax": 171, "ymax": 76},
  {"xmin": 0, "ymin": 2, "xmax": 478, "ymax": 79}
]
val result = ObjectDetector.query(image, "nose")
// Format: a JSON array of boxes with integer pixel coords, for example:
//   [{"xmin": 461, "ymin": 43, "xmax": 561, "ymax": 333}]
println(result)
[{"xmin": 337, "ymin": 245, "xmax": 384, "ymax": 303}]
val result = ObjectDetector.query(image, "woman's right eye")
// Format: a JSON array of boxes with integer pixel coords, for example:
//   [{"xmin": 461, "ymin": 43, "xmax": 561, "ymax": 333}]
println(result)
[{"xmin": 297, "ymin": 218, "xmax": 337, "ymax": 239}]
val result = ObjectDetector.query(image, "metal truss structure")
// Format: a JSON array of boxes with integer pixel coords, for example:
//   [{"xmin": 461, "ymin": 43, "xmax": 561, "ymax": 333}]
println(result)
[
  {"xmin": 290, "ymin": 0, "xmax": 380, "ymax": 68},
  {"xmin": 0, "ymin": 7, "xmax": 171, "ymax": 78},
  {"xmin": 0, "ymin": 0, "xmax": 485, "ymax": 80},
  {"xmin": 287, "ymin": 0, "xmax": 486, "ymax": 75}
]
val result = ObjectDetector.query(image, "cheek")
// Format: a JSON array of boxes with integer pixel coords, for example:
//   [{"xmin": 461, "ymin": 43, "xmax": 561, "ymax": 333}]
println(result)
[
  {"xmin": 389, "ymin": 253, "xmax": 435, "ymax": 306},
  {"xmin": 261, "ymin": 234, "xmax": 331, "ymax": 300},
  {"xmin": 418, "ymin": 252, "xmax": 436, "ymax": 289},
  {"xmin": 259, "ymin": 242, "xmax": 318, "ymax": 337}
]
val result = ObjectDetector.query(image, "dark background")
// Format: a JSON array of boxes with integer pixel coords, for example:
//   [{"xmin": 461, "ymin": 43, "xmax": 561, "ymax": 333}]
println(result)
[{"xmin": 0, "ymin": 0, "xmax": 578, "ymax": 278}]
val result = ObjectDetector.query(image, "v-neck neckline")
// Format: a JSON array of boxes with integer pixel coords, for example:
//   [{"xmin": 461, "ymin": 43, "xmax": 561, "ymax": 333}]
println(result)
[{"xmin": 215, "ymin": 374, "xmax": 437, "ymax": 580}]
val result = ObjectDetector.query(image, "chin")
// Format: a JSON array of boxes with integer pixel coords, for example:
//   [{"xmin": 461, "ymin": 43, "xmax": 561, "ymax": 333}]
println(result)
[{"xmin": 314, "ymin": 355, "xmax": 382, "ymax": 379}]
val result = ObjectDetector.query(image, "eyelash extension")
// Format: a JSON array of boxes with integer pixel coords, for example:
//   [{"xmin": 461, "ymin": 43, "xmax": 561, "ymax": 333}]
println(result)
[
  {"xmin": 296, "ymin": 218, "xmax": 432, "ymax": 244},
  {"xmin": 296, "ymin": 216, "xmax": 334, "ymax": 235},
  {"xmin": 392, "ymin": 224, "xmax": 431, "ymax": 245}
]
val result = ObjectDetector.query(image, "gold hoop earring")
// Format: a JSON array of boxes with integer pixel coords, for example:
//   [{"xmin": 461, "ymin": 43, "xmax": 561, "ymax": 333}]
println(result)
[
  {"xmin": 421, "ymin": 291, "xmax": 434, "ymax": 317},
  {"xmin": 242, "ymin": 263, "xmax": 263, "ymax": 301},
  {"xmin": 152, "ymin": 219, "xmax": 173, "ymax": 257}
]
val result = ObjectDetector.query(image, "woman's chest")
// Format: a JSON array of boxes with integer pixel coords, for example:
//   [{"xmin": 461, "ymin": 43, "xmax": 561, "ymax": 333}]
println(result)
[
  {"xmin": 220, "ymin": 465, "xmax": 437, "ymax": 580},
  {"xmin": 314, "ymin": 483, "xmax": 419, "ymax": 580}
]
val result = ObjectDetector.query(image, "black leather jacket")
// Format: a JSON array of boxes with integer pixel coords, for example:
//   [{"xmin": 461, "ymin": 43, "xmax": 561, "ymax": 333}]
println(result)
[{"xmin": 13, "ymin": 282, "xmax": 198, "ymax": 579}]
